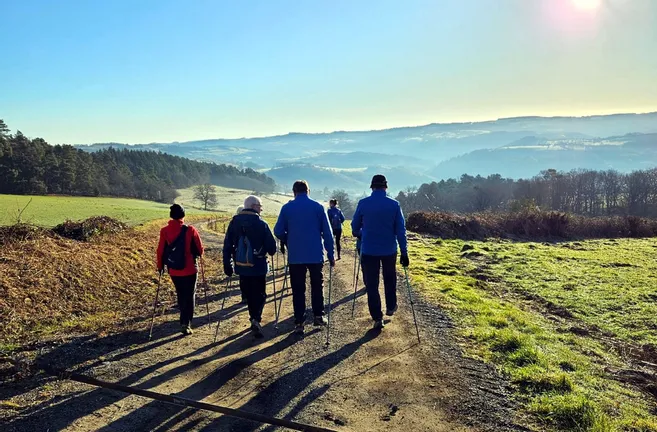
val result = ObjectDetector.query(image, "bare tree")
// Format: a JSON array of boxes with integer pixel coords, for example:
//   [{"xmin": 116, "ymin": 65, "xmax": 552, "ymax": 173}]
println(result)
[
  {"xmin": 193, "ymin": 184, "xmax": 218, "ymax": 210},
  {"xmin": 330, "ymin": 189, "xmax": 355, "ymax": 218}
]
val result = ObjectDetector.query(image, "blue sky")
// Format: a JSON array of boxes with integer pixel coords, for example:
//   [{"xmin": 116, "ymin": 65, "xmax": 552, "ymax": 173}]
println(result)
[{"xmin": 1, "ymin": 0, "xmax": 656, "ymax": 144}]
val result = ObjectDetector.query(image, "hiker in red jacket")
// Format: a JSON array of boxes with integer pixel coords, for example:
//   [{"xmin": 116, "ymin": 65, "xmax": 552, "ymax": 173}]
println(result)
[{"xmin": 156, "ymin": 204, "xmax": 204, "ymax": 335}]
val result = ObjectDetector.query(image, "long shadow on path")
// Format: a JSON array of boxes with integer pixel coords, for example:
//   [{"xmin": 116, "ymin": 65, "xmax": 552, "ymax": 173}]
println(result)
[
  {"xmin": 3, "ymin": 288, "xmax": 362, "ymax": 432},
  {"xmin": 97, "ymin": 329, "xmax": 308, "ymax": 431},
  {"xmin": 202, "ymin": 329, "xmax": 381, "ymax": 432},
  {"xmin": 2, "ymin": 320, "xmax": 259, "ymax": 432}
]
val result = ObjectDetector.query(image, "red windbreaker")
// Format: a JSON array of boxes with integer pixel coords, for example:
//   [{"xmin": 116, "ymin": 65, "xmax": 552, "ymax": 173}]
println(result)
[{"xmin": 156, "ymin": 219, "xmax": 204, "ymax": 277}]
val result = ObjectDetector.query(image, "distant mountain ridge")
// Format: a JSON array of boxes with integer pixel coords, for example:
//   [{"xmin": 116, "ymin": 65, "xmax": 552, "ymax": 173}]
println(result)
[{"xmin": 76, "ymin": 112, "xmax": 657, "ymax": 194}]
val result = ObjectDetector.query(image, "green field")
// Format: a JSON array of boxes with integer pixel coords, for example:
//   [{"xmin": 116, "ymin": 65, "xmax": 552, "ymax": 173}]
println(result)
[
  {"xmin": 0, "ymin": 194, "xmax": 212, "ymax": 227},
  {"xmin": 409, "ymin": 235, "xmax": 657, "ymax": 431},
  {"xmin": 0, "ymin": 187, "xmax": 294, "ymax": 227},
  {"xmin": 176, "ymin": 186, "xmax": 291, "ymax": 216}
]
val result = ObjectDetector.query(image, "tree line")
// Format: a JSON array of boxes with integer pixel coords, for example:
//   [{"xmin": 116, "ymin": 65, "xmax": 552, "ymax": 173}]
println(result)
[
  {"xmin": 397, "ymin": 168, "xmax": 657, "ymax": 218},
  {"xmin": 0, "ymin": 120, "xmax": 275, "ymax": 202}
]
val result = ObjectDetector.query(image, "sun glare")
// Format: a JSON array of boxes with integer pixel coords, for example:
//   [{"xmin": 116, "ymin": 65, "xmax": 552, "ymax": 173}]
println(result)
[{"xmin": 573, "ymin": 0, "xmax": 602, "ymax": 11}]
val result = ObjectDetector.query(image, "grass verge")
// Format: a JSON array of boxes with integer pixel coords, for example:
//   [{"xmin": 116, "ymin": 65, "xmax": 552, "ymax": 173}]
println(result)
[{"xmin": 408, "ymin": 234, "xmax": 657, "ymax": 431}]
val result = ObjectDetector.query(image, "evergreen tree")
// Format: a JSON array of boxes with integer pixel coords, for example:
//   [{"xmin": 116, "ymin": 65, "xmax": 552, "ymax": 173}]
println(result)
[{"xmin": 0, "ymin": 119, "xmax": 276, "ymax": 201}]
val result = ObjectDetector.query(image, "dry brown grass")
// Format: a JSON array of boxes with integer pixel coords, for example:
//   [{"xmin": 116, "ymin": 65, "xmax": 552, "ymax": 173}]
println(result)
[{"xmin": 0, "ymin": 216, "xmax": 220, "ymax": 350}]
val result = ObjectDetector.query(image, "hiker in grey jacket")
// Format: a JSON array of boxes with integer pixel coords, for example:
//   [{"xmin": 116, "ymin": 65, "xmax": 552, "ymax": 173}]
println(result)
[{"xmin": 223, "ymin": 196, "xmax": 276, "ymax": 338}]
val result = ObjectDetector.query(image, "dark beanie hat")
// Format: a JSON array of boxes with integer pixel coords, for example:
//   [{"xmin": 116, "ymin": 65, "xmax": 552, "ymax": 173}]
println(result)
[
  {"xmin": 170, "ymin": 204, "xmax": 185, "ymax": 220},
  {"xmin": 370, "ymin": 174, "xmax": 388, "ymax": 188}
]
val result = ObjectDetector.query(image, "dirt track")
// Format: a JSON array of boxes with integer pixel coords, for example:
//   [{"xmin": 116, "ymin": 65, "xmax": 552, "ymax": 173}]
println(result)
[{"xmin": 1, "ymin": 227, "xmax": 527, "ymax": 431}]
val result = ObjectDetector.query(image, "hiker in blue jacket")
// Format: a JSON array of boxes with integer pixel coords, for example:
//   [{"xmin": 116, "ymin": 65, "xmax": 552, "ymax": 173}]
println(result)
[
  {"xmin": 351, "ymin": 174, "xmax": 409, "ymax": 330},
  {"xmin": 274, "ymin": 180, "xmax": 335, "ymax": 336},
  {"xmin": 327, "ymin": 199, "xmax": 346, "ymax": 260},
  {"xmin": 223, "ymin": 196, "xmax": 277, "ymax": 338}
]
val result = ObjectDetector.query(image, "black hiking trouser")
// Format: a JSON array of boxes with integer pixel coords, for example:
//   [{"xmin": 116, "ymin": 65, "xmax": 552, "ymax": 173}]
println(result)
[
  {"xmin": 334, "ymin": 229, "xmax": 342, "ymax": 258},
  {"xmin": 238, "ymin": 285, "xmax": 248, "ymax": 303},
  {"xmin": 361, "ymin": 254, "xmax": 397, "ymax": 321},
  {"xmin": 171, "ymin": 273, "xmax": 197, "ymax": 327},
  {"xmin": 289, "ymin": 263, "xmax": 324, "ymax": 324},
  {"xmin": 239, "ymin": 275, "xmax": 267, "ymax": 322}
]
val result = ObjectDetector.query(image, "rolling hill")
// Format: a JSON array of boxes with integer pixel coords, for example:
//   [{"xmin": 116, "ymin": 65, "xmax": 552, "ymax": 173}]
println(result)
[
  {"xmin": 76, "ymin": 112, "xmax": 657, "ymax": 193},
  {"xmin": 431, "ymin": 133, "xmax": 657, "ymax": 180}
]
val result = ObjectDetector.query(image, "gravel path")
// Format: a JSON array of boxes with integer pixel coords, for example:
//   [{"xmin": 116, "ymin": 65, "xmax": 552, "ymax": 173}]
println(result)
[{"xmin": 1, "ymin": 226, "xmax": 528, "ymax": 431}]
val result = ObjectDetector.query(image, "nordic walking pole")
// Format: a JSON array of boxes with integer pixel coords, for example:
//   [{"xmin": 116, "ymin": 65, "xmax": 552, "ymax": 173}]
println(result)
[
  {"xmin": 351, "ymin": 252, "xmax": 361, "ymax": 318},
  {"xmin": 275, "ymin": 253, "xmax": 288, "ymax": 328},
  {"xmin": 270, "ymin": 257, "xmax": 279, "ymax": 323},
  {"xmin": 351, "ymin": 251, "xmax": 358, "ymax": 291},
  {"xmin": 404, "ymin": 267, "xmax": 421, "ymax": 344},
  {"xmin": 214, "ymin": 275, "xmax": 233, "ymax": 343},
  {"xmin": 325, "ymin": 265, "xmax": 333, "ymax": 347},
  {"xmin": 200, "ymin": 258, "xmax": 211, "ymax": 326},
  {"xmin": 149, "ymin": 272, "xmax": 163, "ymax": 340}
]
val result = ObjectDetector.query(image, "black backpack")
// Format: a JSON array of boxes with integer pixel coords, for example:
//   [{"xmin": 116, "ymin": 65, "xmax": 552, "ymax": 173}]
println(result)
[{"xmin": 164, "ymin": 225, "xmax": 189, "ymax": 270}]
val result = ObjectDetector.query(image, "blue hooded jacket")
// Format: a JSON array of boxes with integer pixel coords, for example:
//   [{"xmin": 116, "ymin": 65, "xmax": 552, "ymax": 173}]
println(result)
[
  {"xmin": 351, "ymin": 190, "xmax": 408, "ymax": 257},
  {"xmin": 327, "ymin": 207, "xmax": 345, "ymax": 232},
  {"xmin": 274, "ymin": 193, "xmax": 335, "ymax": 265},
  {"xmin": 223, "ymin": 209, "xmax": 277, "ymax": 276}
]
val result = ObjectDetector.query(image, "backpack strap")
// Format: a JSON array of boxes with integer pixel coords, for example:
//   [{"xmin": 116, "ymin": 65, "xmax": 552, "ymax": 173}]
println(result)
[{"xmin": 172, "ymin": 224, "xmax": 188, "ymax": 245}]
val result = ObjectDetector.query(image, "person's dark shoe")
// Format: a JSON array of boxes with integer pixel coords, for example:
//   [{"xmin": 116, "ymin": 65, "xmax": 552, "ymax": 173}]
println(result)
[
  {"xmin": 182, "ymin": 325, "xmax": 194, "ymax": 336},
  {"xmin": 373, "ymin": 320, "xmax": 385, "ymax": 330},
  {"xmin": 386, "ymin": 305, "xmax": 398, "ymax": 316},
  {"xmin": 250, "ymin": 319, "xmax": 264, "ymax": 339},
  {"xmin": 250, "ymin": 318, "xmax": 263, "ymax": 334},
  {"xmin": 294, "ymin": 323, "xmax": 304, "ymax": 336},
  {"xmin": 313, "ymin": 316, "xmax": 328, "ymax": 326}
]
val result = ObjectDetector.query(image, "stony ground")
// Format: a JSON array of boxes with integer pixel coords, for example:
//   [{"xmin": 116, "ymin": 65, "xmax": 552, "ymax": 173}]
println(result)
[{"xmin": 0, "ymin": 226, "xmax": 529, "ymax": 432}]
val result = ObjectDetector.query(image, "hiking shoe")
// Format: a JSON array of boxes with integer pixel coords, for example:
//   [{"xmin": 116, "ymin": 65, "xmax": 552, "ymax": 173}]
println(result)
[
  {"xmin": 250, "ymin": 318, "xmax": 263, "ymax": 336},
  {"xmin": 373, "ymin": 320, "xmax": 385, "ymax": 330},
  {"xmin": 294, "ymin": 323, "xmax": 304, "ymax": 336},
  {"xmin": 313, "ymin": 316, "xmax": 328, "ymax": 326},
  {"xmin": 386, "ymin": 305, "xmax": 398, "ymax": 316}
]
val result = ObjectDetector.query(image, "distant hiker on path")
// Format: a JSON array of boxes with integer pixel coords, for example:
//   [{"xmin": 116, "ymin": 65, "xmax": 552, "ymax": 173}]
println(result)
[
  {"xmin": 327, "ymin": 199, "xmax": 346, "ymax": 260},
  {"xmin": 223, "ymin": 196, "xmax": 276, "ymax": 339},
  {"xmin": 156, "ymin": 204, "xmax": 205, "ymax": 336},
  {"xmin": 351, "ymin": 175, "xmax": 408, "ymax": 330},
  {"xmin": 274, "ymin": 180, "xmax": 335, "ymax": 336}
]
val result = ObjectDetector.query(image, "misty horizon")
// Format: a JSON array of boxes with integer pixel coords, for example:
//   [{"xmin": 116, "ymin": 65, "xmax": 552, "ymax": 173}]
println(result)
[{"xmin": 66, "ymin": 110, "xmax": 657, "ymax": 146}]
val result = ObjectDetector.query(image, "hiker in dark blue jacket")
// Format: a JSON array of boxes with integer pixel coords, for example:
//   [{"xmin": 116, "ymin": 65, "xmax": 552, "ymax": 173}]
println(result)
[
  {"xmin": 274, "ymin": 180, "xmax": 335, "ymax": 335},
  {"xmin": 223, "ymin": 195, "xmax": 277, "ymax": 338},
  {"xmin": 351, "ymin": 174, "xmax": 409, "ymax": 330},
  {"xmin": 327, "ymin": 199, "xmax": 346, "ymax": 260}
]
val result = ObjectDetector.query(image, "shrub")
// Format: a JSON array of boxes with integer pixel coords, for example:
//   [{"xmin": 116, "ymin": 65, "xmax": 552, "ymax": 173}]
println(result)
[
  {"xmin": 407, "ymin": 211, "xmax": 657, "ymax": 240},
  {"xmin": 52, "ymin": 216, "xmax": 128, "ymax": 241},
  {"xmin": 0, "ymin": 224, "xmax": 53, "ymax": 245}
]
